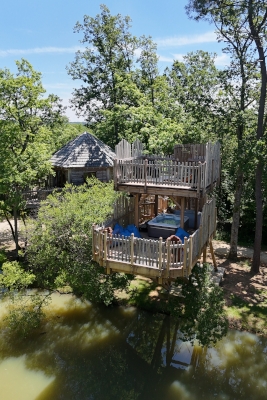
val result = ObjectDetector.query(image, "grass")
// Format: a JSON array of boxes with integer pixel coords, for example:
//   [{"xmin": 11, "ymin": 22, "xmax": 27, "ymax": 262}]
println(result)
[{"xmin": 225, "ymin": 294, "xmax": 267, "ymax": 336}]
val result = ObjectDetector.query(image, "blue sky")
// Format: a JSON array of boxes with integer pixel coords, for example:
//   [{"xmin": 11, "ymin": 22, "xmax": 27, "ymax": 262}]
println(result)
[{"xmin": 1, "ymin": 0, "xmax": 228, "ymax": 121}]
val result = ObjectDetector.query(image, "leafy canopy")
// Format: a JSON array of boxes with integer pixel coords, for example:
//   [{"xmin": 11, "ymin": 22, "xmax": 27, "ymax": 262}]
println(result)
[{"xmin": 26, "ymin": 179, "xmax": 133, "ymax": 305}]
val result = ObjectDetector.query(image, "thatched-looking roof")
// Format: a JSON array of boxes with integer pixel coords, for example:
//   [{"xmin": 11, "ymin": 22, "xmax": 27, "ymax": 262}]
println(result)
[{"xmin": 51, "ymin": 132, "xmax": 116, "ymax": 168}]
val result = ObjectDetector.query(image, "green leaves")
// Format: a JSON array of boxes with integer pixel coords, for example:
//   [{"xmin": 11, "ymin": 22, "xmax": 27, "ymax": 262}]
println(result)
[
  {"xmin": 26, "ymin": 179, "xmax": 132, "ymax": 305},
  {"xmin": 170, "ymin": 263, "xmax": 228, "ymax": 347},
  {"xmin": 0, "ymin": 261, "xmax": 35, "ymax": 291},
  {"xmin": 0, "ymin": 59, "xmax": 65, "ymax": 255}
]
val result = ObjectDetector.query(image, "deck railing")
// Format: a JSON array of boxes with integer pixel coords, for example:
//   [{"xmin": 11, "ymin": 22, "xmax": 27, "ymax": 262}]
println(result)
[
  {"xmin": 114, "ymin": 159, "xmax": 207, "ymax": 192},
  {"xmin": 114, "ymin": 140, "xmax": 220, "ymax": 192},
  {"xmin": 92, "ymin": 198, "xmax": 216, "ymax": 280}
]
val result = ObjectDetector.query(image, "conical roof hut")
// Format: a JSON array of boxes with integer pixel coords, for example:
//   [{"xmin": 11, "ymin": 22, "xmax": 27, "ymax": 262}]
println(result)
[{"xmin": 50, "ymin": 132, "xmax": 116, "ymax": 186}]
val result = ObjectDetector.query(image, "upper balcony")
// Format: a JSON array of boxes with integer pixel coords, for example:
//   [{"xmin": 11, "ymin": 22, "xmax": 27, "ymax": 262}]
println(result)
[{"xmin": 114, "ymin": 140, "xmax": 221, "ymax": 198}]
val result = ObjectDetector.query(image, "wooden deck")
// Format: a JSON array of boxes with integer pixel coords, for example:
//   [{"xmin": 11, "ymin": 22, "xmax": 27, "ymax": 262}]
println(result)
[
  {"xmin": 92, "ymin": 198, "xmax": 217, "ymax": 283},
  {"xmin": 114, "ymin": 140, "xmax": 221, "ymax": 197}
]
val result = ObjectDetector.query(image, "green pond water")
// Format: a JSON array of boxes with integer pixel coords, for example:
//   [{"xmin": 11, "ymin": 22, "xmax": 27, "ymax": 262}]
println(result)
[{"xmin": 0, "ymin": 293, "xmax": 267, "ymax": 400}]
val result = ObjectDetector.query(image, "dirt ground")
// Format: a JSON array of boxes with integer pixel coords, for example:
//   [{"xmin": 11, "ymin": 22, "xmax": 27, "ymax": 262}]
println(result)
[{"xmin": 213, "ymin": 254, "xmax": 267, "ymax": 305}]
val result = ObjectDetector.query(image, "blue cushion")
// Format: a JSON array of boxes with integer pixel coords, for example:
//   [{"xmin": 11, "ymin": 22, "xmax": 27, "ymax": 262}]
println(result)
[
  {"xmin": 175, "ymin": 227, "xmax": 189, "ymax": 244},
  {"xmin": 113, "ymin": 223, "xmax": 141, "ymax": 238},
  {"xmin": 113, "ymin": 223, "xmax": 123, "ymax": 235},
  {"xmin": 119, "ymin": 228, "xmax": 131, "ymax": 237},
  {"xmin": 126, "ymin": 224, "xmax": 141, "ymax": 238}
]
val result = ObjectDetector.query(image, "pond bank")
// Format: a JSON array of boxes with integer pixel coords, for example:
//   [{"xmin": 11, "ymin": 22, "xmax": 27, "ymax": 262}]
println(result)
[{"xmin": 1, "ymin": 220, "xmax": 267, "ymax": 337}]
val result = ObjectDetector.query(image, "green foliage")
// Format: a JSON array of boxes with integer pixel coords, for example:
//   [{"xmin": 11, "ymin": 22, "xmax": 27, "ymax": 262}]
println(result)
[
  {"xmin": 0, "ymin": 250, "xmax": 7, "ymax": 267},
  {"xmin": 49, "ymin": 119, "xmax": 86, "ymax": 153},
  {"xmin": 4, "ymin": 292, "xmax": 50, "ymax": 338},
  {"xmin": 0, "ymin": 260, "xmax": 50, "ymax": 337},
  {"xmin": 170, "ymin": 263, "xmax": 228, "ymax": 346},
  {"xmin": 0, "ymin": 59, "xmax": 64, "ymax": 254},
  {"xmin": 67, "ymin": 5, "xmax": 139, "ymax": 146},
  {"xmin": 0, "ymin": 261, "xmax": 35, "ymax": 291},
  {"xmin": 26, "ymin": 179, "xmax": 133, "ymax": 305}
]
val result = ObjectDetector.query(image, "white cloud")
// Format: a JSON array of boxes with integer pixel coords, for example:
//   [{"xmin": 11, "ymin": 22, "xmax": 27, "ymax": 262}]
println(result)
[
  {"xmin": 60, "ymin": 97, "xmax": 84, "ymax": 122},
  {"xmin": 158, "ymin": 54, "xmax": 185, "ymax": 62},
  {"xmin": 172, "ymin": 53, "xmax": 185, "ymax": 62},
  {"xmin": 0, "ymin": 46, "xmax": 85, "ymax": 57},
  {"xmin": 156, "ymin": 31, "xmax": 217, "ymax": 47},
  {"xmin": 158, "ymin": 55, "xmax": 175, "ymax": 62},
  {"xmin": 159, "ymin": 52, "xmax": 230, "ymax": 67},
  {"xmin": 214, "ymin": 53, "xmax": 230, "ymax": 66}
]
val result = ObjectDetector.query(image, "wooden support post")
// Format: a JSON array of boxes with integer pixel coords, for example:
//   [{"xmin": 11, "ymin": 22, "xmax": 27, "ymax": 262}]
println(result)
[
  {"xmin": 183, "ymin": 237, "xmax": 188, "ymax": 277},
  {"xmin": 98, "ymin": 231, "xmax": 103, "ymax": 266},
  {"xmin": 154, "ymin": 195, "xmax": 159, "ymax": 216},
  {"xmin": 180, "ymin": 197, "xmax": 185, "ymax": 229},
  {"xmin": 194, "ymin": 198, "xmax": 199, "ymax": 230},
  {"xmin": 203, "ymin": 245, "xmax": 207, "ymax": 263},
  {"xmin": 103, "ymin": 230, "xmax": 108, "ymax": 267},
  {"xmin": 130, "ymin": 233, "xmax": 134, "ymax": 265},
  {"xmin": 197, "ymin": 161, "xmax": 201, "ymax": 194},
  {"xmin": 209, "ymin": 239, "xmax": 218, "ymax": 271},
  {"xmin": 167, "ymin": 239, "xmax": 171, "ymax": 278},
  {"xmin": 159, "ymin": 237, "xmax": 163, "ymax": 270},
  {"xmin": 134, "ymin": 194, "xmax": 139, "ymax": 227},
  {"xmin": 169, "ymin": 196, "xmax": 181, "ymax": 210},
  {"xmin": 189, "ymin": 235, "xmax": 193, "ymax": 275},
  {"xmin": 198, "ymin": 225, "xmax": 203, "ymax": 259}
]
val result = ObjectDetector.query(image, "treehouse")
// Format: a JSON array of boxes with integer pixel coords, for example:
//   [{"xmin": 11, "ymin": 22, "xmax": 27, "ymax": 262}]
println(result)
[{"xmin": 92, "ymin": 139, "xmax": 221, "ymax": 284}]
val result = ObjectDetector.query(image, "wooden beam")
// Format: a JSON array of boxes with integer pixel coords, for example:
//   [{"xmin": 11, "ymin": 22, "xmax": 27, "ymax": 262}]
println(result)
[
  {"xmin": 116, "ymin": 184, "xmax": 202, "ymax": 198},
  {"xmin": 169, "ymin": 196, "xmax": 181, "ymax": 209},
  {"xmin": 154, "ymin": 195, "xmax": 159, "ymax": 216}
]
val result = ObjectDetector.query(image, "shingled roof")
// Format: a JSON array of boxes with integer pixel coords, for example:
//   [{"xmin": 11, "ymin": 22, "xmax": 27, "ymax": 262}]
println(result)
[{"xmin": 51, "ymin": 132, "xmax": 116, "ymax": 168}]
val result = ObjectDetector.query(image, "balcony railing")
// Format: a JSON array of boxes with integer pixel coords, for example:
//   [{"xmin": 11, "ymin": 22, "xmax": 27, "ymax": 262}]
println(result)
[{"xmin": 92, "ymin": 199, "xmax": 216, "ymax": 280}]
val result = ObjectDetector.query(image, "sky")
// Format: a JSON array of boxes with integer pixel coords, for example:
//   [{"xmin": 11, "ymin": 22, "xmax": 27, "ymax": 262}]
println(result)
[{"xmin": 0, "ymin": 0, "xmax": 229, "ymax": 121}]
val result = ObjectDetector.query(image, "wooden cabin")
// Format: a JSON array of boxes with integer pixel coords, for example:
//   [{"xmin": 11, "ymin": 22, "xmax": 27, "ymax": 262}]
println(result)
[
  {"xmin": 92, "ymin": 139, "xmax": 221, "ymax": 284},
  {"xmin": 49, "ymin": 132, "xmax": 116, "ymax": 186}
]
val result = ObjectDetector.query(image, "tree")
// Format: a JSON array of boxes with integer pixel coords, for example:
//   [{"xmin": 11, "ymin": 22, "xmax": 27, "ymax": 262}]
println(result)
[
  {"xmin": 0, "ymin": 59, "xmax": 64, "ymax": 258},
  {"xmin": 169, "ymin": 263, "xmax": 228, "ymax": 347},
  {"xmin": 67, "ymin": 4, "xmax": 139, "ymax": 147},
  {"xmin": 26, "ymin": 179, "xmax": 133, "ymax": 305},
  {"xmin": 165, "ymin": 50, "xmax": 222, "ymax": 143},
  {"xmin": 186, "ymin": 1, "xmax": 267, "ymax": 271},
  {"xmin": 0, "ymin": 260, "xmax": 50, "ymax": 337}
]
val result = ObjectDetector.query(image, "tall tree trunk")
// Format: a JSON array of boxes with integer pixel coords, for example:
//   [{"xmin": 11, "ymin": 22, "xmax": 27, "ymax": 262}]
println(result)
[
  {"xmin": 229, "ymin": 169, "xmax": 244, "ymax": 259},
  {"xmin": 249, "ymin": 4, "xmax": 267, "ymax": 273},
  {"xmin": 252, "ymin": 163, "xmax": 263, "ymax": 273},
  {"xmin": 4, "ymin": 211, "xmax": 16, "ymax": 242}
]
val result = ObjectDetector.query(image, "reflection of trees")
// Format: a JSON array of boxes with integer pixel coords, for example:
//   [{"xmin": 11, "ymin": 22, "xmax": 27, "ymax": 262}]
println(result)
[
  {"xmin": 170, "ymin": 263, "xmax": 229, "ymax": 347},
  {"xmin": 0, "ymin": 297, "xmax": 266, "ymax": 400}
]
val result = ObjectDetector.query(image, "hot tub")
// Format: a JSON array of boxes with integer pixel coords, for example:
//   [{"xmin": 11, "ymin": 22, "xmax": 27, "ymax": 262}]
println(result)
[{"xmin": 147, "ymin": 214, "xmax": 189, "ymax": 238}]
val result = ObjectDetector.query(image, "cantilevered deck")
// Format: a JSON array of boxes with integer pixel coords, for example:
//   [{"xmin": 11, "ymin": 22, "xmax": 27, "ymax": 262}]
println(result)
[
  {"xmin": 92, "ymin": 198, "xmax": 217, "ymax": 283},
  {"xmin": 114, "ymin": 140, "xmax": 221, "ymax": 198}
]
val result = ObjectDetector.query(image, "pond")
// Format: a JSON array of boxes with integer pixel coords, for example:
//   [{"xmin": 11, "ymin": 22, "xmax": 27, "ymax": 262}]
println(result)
[{"xmin": 0, "ymin": 293, "xmax": 266, "ymax": 400}]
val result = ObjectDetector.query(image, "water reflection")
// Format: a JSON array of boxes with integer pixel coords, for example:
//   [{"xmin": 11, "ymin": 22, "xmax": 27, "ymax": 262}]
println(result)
[{"xmin": 0, "ymin": 294, "xmax": 266, "ymax": 400}]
